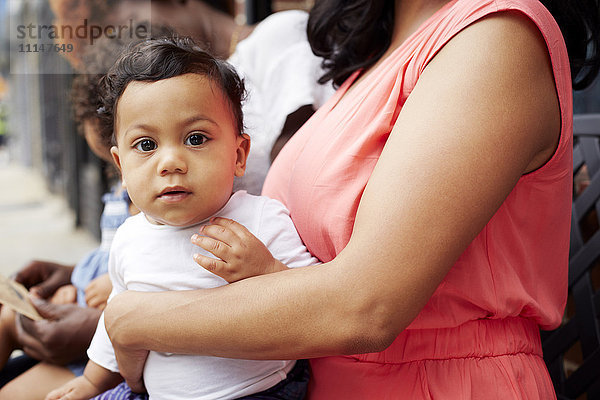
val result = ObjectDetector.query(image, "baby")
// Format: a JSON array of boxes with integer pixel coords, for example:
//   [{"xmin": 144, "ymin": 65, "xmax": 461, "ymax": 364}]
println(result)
[{"xmin": 47, "ymin": 37, "xmax": 317, "ymax": 400}]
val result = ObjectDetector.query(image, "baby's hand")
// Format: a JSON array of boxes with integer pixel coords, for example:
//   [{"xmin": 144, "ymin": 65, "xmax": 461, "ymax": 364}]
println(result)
[
  {"xmin": 45, "ymin": 376, "xmax": 100, "ymax": 400},
  {"xmin": 191, "ymin": 217, "xmax": 287, "ymax": 283},
  {"xmin": 85, "ymin": 274, "xmax": 112, "ymax": 310},
  {"xmin": 49, "ymin": 285, "xmax": 77, "ymax": 305}
]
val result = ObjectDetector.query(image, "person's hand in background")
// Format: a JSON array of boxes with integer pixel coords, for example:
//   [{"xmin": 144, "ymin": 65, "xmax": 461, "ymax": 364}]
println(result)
[
  {"xmin": 16, "ymin": 300, "xmax": 101, "ymax": 365},
  {"xmin": 14, "ymin": 261, "xmax": 74, "ymax": 300}
]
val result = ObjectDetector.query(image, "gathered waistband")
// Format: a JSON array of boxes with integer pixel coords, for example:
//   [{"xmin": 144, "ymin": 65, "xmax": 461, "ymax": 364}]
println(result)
[{"xmin": 354, "ymin": 317, "xmax": 542, "ymax": 364}]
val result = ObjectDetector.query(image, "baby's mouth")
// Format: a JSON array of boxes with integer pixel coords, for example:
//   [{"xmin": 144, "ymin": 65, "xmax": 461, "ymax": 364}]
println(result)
[{"xmin": 158, "ymin": 187, "xmax": 191, "ymax": 202}]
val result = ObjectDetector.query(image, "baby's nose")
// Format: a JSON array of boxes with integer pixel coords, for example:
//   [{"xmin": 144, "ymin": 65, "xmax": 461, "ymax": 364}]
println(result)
[{"xmin": 158, "ymin": 148, "xmax": 188, "ymax": 175}]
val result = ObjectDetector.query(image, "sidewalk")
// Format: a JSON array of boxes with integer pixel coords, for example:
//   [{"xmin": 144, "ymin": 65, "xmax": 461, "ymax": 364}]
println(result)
[{"xmin": 0, "ymin": 148, "xmax": 99, "ymax": 277}]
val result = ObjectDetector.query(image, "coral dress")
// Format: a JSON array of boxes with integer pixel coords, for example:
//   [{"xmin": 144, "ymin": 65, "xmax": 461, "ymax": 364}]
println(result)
[{"xmin": 262, "ymin": 0, "xmax": 573, "ymax": 398}]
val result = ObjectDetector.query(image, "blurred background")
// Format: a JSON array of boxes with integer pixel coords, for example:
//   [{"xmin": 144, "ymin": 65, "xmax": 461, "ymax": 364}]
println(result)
[{"xmin": 0, "ymin": 0, "xmax": 598, "ymax": 275}]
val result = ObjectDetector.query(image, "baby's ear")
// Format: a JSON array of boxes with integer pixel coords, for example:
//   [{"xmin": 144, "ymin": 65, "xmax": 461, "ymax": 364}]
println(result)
[
  {"xmin": 110, "ymin": 146, "xmax": 127, "ymax": 188},
  {"xmin": 234, "ymin": 134, "xmax": 250, "ymax": 177}
]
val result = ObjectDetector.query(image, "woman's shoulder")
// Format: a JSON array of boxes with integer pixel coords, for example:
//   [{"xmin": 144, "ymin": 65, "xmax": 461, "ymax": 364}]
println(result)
[
  {"xmin": 420, "ymin": 0, "xmax": 563, "ymax": 42},
  {"xmin": 420, "ymin": 0, "xmax": 565, "ymax": 48}
]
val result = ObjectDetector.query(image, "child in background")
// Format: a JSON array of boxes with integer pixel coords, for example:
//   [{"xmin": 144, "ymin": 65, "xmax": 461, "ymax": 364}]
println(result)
[
  {"xmin": 0, "ymin": 79, "xmax": 129, "ymax": 390},
  {"xmin": 69, "ymin": 74, "xmax": 133, "ymax": 314},
  {"xmin": 47, "ymin": 37, "xmax": 317, "ymax": 400}
]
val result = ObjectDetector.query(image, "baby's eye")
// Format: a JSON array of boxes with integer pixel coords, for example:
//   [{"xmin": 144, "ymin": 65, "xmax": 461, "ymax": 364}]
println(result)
[
  {"xmin": 134, "ymin": 139, "xmax": 157, "ymax": 152},
  {"xmin": 185, "ymin": 133, "xmax": 207, "ymax": 146}
]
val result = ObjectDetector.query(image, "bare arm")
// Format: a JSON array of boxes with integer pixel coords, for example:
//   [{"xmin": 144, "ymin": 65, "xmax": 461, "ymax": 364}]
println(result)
[
  {"xmin": 45, "ymin": 361, "xmax": 122, "ymax": 400},
  {"xmin": 105, "ymin": 13, "xmax": 560, "ymax": 360}
]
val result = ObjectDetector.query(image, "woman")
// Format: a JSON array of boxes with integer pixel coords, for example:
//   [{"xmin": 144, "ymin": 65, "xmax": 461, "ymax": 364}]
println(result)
[{"xmin": 103, "ymin": 0, "xmax": 600, "ymax": 398}]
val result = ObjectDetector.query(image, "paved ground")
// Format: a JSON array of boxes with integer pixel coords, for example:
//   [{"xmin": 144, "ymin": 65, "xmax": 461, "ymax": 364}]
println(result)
[{"xmin": 0, "ymin": 147, "xmax": 99, "ymax": 278}]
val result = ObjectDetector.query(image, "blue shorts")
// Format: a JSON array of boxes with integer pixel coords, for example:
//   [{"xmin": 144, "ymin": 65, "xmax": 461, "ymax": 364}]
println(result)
[
  {"xmin": 237, "ymin": 359, "xmax": 310, "ymax": 399},
  {"xmin": 92, "ymin": 359, "xmax": 310, "ymax": 400}
]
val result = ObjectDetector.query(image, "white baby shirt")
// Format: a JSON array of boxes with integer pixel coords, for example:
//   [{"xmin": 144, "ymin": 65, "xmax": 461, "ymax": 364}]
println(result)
[{"xmin": 88, "ymin": 191, "xmax": 319, "ymax": 400}]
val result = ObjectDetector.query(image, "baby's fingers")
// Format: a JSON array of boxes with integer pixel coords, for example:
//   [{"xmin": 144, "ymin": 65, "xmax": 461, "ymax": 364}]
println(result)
[
  {"xmin": 196, "ymin": 220, "xmax": 241, "ymax": 246},
  {"xmin": 191, "ymin": 232, "xmax": 234, "ymax": 261},
  {"xmin": 192, "ymin": 253, "xmax": 231, "ymax": 280},
  {"xmin": 208, "ymin": 217, "xmax": 255, "ymax": 242}
]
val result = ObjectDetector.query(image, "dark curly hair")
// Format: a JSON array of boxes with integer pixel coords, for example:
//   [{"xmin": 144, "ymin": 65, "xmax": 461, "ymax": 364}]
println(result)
[
  {"xmin": 307, "ymin": 0, "xmax": 393, "ymax": 88},
  {"xmin": 542, "ymin": 0, "xmax": 600, "ymax": 90},
  {"xmin": 308, "ymin": 0, "xmax": 600, "ymax": 90},
  {"xmin": 98, "ymin": 36, "xmax": 246, "ymax": 144},
  {"xmin": 70, "ymin": 22, "xmax": 175, "ymax": 153}
]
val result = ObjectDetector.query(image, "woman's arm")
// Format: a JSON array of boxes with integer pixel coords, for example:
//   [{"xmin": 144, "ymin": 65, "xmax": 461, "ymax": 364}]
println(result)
[{"xmin": 105, "ymin": 12, "xmax": 560, "ymax": 361}]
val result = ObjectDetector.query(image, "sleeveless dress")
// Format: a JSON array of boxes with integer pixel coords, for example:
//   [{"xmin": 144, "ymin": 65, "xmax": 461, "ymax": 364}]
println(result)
[{"xmin": 262, "ymin": 0, "xmax": 573, "ymax": 398}]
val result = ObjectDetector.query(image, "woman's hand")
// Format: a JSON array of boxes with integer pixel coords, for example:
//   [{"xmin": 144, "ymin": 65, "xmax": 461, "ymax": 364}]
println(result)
[
  {"xmin": 104, "ymin": 291, "xmax": 149, "ymax": 392},
  {"xmin": 113, "ymin": 343, "xmax": 148, "ymax": 394},
  {"xmin": 191, "ymin": 217, "xmax": 287, "ymax": 283},
  {"xmin": 85, "ymin": 274, "xmax": 113, "ymax": 310}
]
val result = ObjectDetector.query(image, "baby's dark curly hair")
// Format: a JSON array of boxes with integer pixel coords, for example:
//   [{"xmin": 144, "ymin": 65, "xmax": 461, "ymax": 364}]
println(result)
[
  {"xmin": 98, "ymin": 36, "xmax": 246, "ymax": 144},
  {"xmin": 70, "ymin": 23, "xmax": 175, "ymax": 150}
]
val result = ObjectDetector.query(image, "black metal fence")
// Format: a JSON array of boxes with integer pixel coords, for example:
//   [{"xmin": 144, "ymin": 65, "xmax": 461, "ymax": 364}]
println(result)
[{"xmin": 2, "ymin": 0, "xmax": 104, "ymax": 237}]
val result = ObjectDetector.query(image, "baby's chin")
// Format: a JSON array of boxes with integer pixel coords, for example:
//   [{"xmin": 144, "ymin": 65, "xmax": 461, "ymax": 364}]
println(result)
[{"xmin": 145, "ymin": 214, "xmax": 208, "ymax": 227}]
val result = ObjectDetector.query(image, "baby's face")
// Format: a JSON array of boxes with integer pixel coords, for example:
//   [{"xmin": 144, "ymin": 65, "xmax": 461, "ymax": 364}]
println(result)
[{"xmin": 111, "ymin": 73, "xmax": 249, "ymax": 226}]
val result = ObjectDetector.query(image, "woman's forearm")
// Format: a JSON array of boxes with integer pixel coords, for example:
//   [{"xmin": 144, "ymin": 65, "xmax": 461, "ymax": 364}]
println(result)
[{"xmin": 104, "ymin": 260, "xmax": 404, "ymax": 360}]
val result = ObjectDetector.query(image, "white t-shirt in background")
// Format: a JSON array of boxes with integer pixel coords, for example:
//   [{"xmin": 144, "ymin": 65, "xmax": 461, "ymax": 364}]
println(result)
[{"xmin": 230, "ymin": 10, "xmax": 335, "ymax": 194}]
